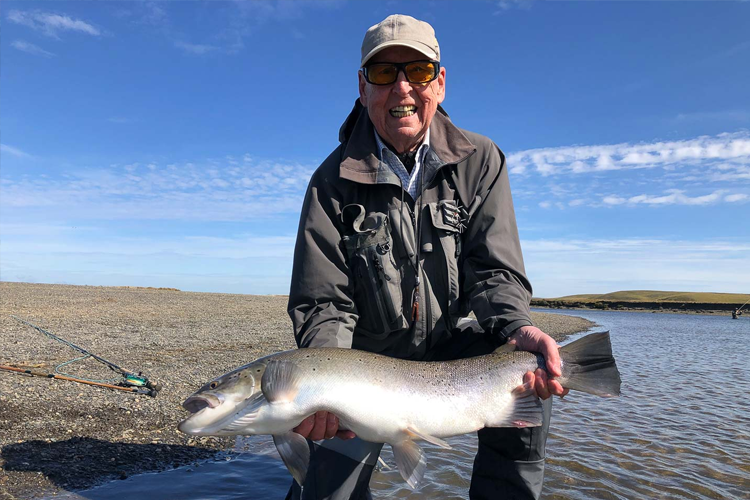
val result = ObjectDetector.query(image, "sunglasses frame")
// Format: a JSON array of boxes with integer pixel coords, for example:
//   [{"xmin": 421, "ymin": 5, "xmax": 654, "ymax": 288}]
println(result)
[{"xmin": 361, "ymin": 60, "xmax": 441, "ymax": 86}]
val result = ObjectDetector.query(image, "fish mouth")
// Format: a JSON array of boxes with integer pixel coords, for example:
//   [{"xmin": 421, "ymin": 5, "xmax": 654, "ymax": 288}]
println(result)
[{"xmin": 182, "ymin": 393, "xmax": 222, "ymax": 413}]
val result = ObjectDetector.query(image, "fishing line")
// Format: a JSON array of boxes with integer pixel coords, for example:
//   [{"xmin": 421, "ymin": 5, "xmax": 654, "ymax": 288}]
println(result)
[{"xmin": 2, "ymin": 316, "xmax": 161, "ymax": 397}]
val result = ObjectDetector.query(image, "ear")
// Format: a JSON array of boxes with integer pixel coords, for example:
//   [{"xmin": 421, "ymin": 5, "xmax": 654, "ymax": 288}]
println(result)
[
  {"xmin": 358, "ymin": 70, "xmax": 369, "ymax": 107},
  {"xmin": 436, "ymin": 66, "xmax": 446, "ymax": 104}
]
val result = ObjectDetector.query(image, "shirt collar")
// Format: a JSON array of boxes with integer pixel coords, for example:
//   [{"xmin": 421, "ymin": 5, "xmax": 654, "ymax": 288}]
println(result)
[{"xmin": 373, "ymin": 128, "xmax": 431, "ymax": 162}]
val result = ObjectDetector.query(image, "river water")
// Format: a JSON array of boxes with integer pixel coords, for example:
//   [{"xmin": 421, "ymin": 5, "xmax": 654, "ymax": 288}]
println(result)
[{"xmin": 56, "ymin": 310, "xmax": 749, "ymax": 499}]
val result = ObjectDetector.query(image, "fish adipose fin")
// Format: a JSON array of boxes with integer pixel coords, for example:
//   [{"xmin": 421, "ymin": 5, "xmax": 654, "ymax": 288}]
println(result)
[
  {"xmin": 391, "ymin": 439, "xmax": 427, "ymax": 489},
  {"xmin": 560, "ymin": 331, "xmax": 622, "ymax": 397},
  {"xmin": 262, "ymin": 360, "xmax": 301, "ymax": 403},
  {"xmin": 406, "ymin": 426, "xmax": 452, "ymax": 449},
  {"xmin": 222, "ymin": 393, "xmax": 268, "ymax": 432},
  {"xmin": 273, "ymin": 431, "xmax": 310, "ymax": 486},
  {"xmin": 488, "ymin": 383, "xmax": 543, "ymax": 428}
]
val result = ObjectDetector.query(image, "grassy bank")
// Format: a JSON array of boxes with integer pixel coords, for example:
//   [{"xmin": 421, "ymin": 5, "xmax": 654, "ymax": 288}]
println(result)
[{"xmin": 532, "ymin": 290, "xmax": 749, "ymax": 315}]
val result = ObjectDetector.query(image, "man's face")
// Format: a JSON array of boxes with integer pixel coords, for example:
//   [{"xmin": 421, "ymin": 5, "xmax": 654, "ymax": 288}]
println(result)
[{"xmin": 358, "ymin": 46, "xmax": 446, "ymax": 154}]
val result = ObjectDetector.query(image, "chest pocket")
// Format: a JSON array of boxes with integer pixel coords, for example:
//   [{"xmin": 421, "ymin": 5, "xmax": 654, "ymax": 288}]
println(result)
[
  {"xmin": 342, "ymin": 204, "xmax": 408, "ymax": 338},
  {"xmin": 427, "ymin": 200, "xmax": 468, "ymax": 319}
]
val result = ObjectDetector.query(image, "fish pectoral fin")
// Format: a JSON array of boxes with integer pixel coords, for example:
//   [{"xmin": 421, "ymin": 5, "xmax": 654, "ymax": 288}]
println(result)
[
  {"xmin": 262, "ymin": 360, "xmax": 301, "ymax": 403},
  {"xmin": 405, "ymin": 426, "xmax": 452, "ymax": 449},
  {"xmin": 222, "ymin": 393, "xmax": 268, "ymax": 432},
  {"xmin": 391, "ymin": 439, "xmax": 427, "ymax": 490},
  {"xmin": 273, "ymin": 432, "xmax": 310, "ymax": 486},
  {"xmin": 488, "ymin": 382, "xmax": 543, "ymax": 428}
]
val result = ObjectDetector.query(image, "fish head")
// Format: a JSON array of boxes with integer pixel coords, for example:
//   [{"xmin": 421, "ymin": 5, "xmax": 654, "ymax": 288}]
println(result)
[{"xmin": 178, "ymin": 358, "xmax": 269, "ymax": 435}]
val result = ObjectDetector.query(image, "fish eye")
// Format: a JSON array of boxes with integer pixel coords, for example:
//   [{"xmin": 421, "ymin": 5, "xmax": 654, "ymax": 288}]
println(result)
[{"xmin": 209, "ymin": 381, "xmax": 218, "ymax": 389}]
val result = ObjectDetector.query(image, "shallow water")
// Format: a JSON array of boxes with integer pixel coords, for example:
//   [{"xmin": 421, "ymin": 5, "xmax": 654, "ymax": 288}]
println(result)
[{"xmin": 54, "ymin": 310, "xmax": 750, "ymax": 499}]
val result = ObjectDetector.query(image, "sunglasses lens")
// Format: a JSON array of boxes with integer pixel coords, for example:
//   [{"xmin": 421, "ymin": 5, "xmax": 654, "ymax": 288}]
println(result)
[
  {"xmin": 405, "ymin": 61, "xmax": 437, "ymax": 83},
  {"xmin": 366, "ymin": 64, "xmax": 398, "ymax": 85}
]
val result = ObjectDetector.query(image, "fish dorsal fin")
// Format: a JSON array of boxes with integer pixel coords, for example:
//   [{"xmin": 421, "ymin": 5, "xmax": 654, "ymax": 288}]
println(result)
[
  {"xmin": 486, "ymin": 382, "xmax": 543, "ymax": 428},
  {"xmin": 391, "ymin": 439, "xmax": 427, "ymax": 489},
  {"xmin": 493, "ymin": 343, "xmax": 517, "ymax": 354},
  {"xmin": 222, "ymin": 393, "xmax": 268, "ymax": 432},
  {"xmin": 406, "ymin": 426, "xmax": 452, "ymax": 449},
  {"xmin": 262, "ymin": 360, "xmax": 301, "ymax": 403},
  {"xmin": 273, "ymin": 431, "xmax": 311, "ymax": 486}
]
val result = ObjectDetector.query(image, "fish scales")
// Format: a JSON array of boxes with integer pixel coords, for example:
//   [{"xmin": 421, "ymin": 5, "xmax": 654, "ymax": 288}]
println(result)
[
  {"xmin": 269, "ymin": 348, "xmax": 539, "ymax": 441},
  {"xmin": 179, "ymin": 331, "xmax": 621, "ymax": 489}
]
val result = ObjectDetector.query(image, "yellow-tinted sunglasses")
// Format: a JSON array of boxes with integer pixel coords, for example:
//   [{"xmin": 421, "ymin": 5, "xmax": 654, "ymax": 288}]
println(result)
[{"xmin": 362, "ymin": 60, "xmax": 440, "ymax": 85}]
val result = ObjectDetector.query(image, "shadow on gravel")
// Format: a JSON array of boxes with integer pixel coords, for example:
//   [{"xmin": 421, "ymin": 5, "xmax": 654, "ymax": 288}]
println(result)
[{"xmin": 1, "ymin": 437, "xmax": 217, "ymax": 492}]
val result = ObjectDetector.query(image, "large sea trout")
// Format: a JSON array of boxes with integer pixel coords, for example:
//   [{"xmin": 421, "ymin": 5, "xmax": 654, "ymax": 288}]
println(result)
[{"xmin": 178, "ymin": 331, "xmax": 621, "ymax": 488}]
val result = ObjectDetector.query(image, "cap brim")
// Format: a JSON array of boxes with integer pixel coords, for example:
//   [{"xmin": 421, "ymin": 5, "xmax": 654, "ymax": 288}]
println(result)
[{"xmin": 361, "ymin": 40, "xmax": 438, "ymax": 67}]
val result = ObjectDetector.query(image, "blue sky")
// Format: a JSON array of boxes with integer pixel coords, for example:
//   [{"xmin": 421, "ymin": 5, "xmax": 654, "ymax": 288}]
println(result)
[{"xmin": 2, "ymin": 0, "xmax": 749, "ymax": 298}]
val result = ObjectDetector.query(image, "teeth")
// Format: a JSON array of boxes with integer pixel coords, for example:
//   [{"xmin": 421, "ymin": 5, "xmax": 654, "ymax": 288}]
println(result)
[{"xmin": 390, "ymin": 105, "xmax": 416, "ymax": 118}]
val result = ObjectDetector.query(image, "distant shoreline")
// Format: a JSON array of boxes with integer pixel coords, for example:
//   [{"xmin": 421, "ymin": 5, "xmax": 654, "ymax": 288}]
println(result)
[
  {"xmin": 0, "ymin": 282, "xmax": 594, "ymax": 499},
  {"xmin": 531, "ymin": 301, "xmax": 741, "ymax": 316}
]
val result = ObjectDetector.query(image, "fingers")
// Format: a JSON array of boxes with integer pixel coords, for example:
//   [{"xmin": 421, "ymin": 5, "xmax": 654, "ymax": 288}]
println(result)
[
  {"xmin": 308, "ymin": 411, "xmax": 330, "ymax": 441},
  {"xmin": 337, "ymin": 430, "xmax": 357, "ymax": 440},
  {"xmin": 293, "ymin": 414, "xmax": 316, "ymax": 438},
  {"xmin": 548, "ymin": 380, "xmax": 570, "ymax": 398},
  {"xmin": 540, "ymin": 338, "xmax": 562, "ymax": 379},
  {"xmin": 293, "ymin": 411, "xmax": 350, "ymax": 441},
  {"xmin": 533, "ymin": 368, "xmax": 552, "ymax": 400},
  {"xmin": 324, "ymin": 412, "xmax": 339, "ymax": 440}
]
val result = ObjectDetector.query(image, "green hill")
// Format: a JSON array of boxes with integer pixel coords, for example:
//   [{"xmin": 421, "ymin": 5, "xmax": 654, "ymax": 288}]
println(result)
[{"xmin": 547, "ymin": 290, "xmax": 749, "ymax": 304}]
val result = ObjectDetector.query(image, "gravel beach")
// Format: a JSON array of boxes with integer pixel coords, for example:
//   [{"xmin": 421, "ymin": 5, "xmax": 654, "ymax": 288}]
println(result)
[{"xmin": 0, "ymin": 282, "xmax": 595, "ymax": 499}]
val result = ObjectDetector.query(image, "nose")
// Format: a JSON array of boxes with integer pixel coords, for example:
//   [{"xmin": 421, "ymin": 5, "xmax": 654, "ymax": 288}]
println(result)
[{"xmin": 391, "ymin": 70, "xmax": 412, "ymax": 95}]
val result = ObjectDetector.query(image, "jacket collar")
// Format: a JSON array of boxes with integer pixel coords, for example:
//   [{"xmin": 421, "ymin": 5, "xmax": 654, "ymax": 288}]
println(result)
[{"xmin": 338, "ymin": 100, "xmax": 476, "ymax": 186}]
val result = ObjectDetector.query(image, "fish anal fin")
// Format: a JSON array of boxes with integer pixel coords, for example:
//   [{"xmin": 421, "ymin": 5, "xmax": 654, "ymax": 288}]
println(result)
[
  {"xmin": 391, "ymin": 439, "xmax": 427, "ymax": 489},
  {"xmin": 262, "ymin": 360, "xmax": 301, "ymax": 403},
  {"xmin": 405, "ymin": 426, "xmax": 452, "ymax": 449},
  {"xmin": 487, "ymin": 382, "xmax": 543, "ymax": 428},
  {"xmin": 273, "ymin": 432, "xmax": 310, "ymax": 486}
]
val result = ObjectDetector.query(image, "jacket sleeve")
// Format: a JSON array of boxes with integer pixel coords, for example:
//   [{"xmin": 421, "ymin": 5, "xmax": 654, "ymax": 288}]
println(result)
[
  {"xmin": 287, "ymin": 159, "xmax": 359, "ymax": 349},
  {"xmin": 460, "ymin": 141, "xmax": 533, "ymax": 340}
]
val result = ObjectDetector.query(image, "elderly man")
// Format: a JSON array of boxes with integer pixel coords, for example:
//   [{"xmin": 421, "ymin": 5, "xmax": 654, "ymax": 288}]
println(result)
[{"xmin": 286, "ymin": 14, "xmax": 565, "ymax": 500}]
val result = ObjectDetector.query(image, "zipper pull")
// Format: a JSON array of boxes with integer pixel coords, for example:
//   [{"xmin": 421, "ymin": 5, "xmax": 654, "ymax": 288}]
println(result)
[{"xmin": 411, "ymin": 277, "xmax": 420, "ymax": 321}]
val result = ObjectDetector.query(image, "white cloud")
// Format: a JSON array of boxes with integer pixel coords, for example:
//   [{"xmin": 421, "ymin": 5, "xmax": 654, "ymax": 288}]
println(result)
[
  {"xmin": 7, "ymin": 10, "xmax": 101, "ymax": 38},
  {"xmin": 725, "ymin": 193, "xmax": 749, "ymax": 203},
  {"xmin": 604, "ymin": 189, "xmax": 725, "ymax": 207},
  {"xmin": 510, "ymin": 131, "xmax": 750, "ymax": 209},
  {"xmin": 174, "ymin": 41, "xmax": 218, "ymax": 55},
  {"xmin": 11, "ymin": 40, "xmax": 55, "ymax": 57},
  {"xmin": 1, "ymin": 144, "xmax": 33, "ymax": 158},
  {"xmin": 1, "ymin": 156, "xmax": 316, "ymax": 221},
  {"xmin": 508, "ymin": 131, "xmax": 750, "ymax": 177},
  {"xmin": 494, "ymin": 0, "xmax": 535, "ymax": 13}
]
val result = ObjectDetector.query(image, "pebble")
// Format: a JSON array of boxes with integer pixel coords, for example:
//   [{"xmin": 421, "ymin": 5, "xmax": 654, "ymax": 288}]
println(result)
[{"xmin": 0, "ymin": 281, "xmax": 594, "ymax": 498}]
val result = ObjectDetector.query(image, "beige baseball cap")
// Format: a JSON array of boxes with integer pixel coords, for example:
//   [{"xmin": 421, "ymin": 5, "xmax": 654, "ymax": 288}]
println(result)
[{"xmin": 360, "ymin": 14, "xmax": 440, "ymax": 67}]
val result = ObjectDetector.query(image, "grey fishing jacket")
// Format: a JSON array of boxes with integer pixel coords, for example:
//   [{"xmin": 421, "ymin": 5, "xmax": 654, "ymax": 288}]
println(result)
[{"xmin": 288, "ymin": 101, "xmax": 533, "ymax": 360}]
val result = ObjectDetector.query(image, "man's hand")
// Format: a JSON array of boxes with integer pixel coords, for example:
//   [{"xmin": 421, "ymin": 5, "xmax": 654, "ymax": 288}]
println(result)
[
  {"xmin": 507, "ymin": 325, "xmax": 570, "ymax": 400},
  {"xmin": 293, "ymin": 411, "xmax": 356, "ymax": 441}
]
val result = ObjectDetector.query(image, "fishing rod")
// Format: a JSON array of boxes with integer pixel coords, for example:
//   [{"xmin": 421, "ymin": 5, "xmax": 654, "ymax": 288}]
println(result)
[
  {"xmin": 4, "ymin": 316, "xmax": 161, "ymax": 397},
  {"xmin": 737, "ymin": 298, "xmax": 749, "ymax": 313},
  {"xmin": 0, "ymin": 364, "xmax": 156, "ymax": 395}
]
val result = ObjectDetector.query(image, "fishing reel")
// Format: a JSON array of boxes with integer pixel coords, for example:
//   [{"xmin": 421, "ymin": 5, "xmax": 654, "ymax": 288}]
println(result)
[{"xmin": 122, "ymin": 372, "xmax": 163, "ymax": 397}]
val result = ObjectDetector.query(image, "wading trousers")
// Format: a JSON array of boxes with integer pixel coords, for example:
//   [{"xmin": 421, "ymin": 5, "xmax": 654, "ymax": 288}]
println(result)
[{"xmin": 285, "ymin": 323, "xmax": 553, "ymax": 500}]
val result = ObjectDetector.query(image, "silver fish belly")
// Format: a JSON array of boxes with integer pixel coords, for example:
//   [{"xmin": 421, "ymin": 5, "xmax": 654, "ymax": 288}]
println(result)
[{"xmin": 179, "ymin": 331, "xmax": 621, "ymax": 489}]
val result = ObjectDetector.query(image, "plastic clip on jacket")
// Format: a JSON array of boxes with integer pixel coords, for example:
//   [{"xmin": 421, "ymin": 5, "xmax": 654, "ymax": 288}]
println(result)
[{"xmin": 411, "ymin": 277, "xmax": 420, "ymax": 321}]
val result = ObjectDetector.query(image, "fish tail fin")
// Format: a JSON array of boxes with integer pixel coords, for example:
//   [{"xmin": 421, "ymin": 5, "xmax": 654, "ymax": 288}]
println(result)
[{"xmin": 559, "ymin": 331, "xmax": 621, "ymax": 397}]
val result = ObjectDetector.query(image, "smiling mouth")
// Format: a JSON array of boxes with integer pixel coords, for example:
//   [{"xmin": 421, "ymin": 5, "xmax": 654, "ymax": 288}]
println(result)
[{"xmin": 390, "ymin": 105, "xmax": 417, "ymax": 118}]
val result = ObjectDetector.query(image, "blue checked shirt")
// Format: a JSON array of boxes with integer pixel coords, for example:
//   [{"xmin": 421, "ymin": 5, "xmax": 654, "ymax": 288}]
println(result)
[{"xmin": 374, "ymin": 128, "xmax": 431, "ymax": 199}]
